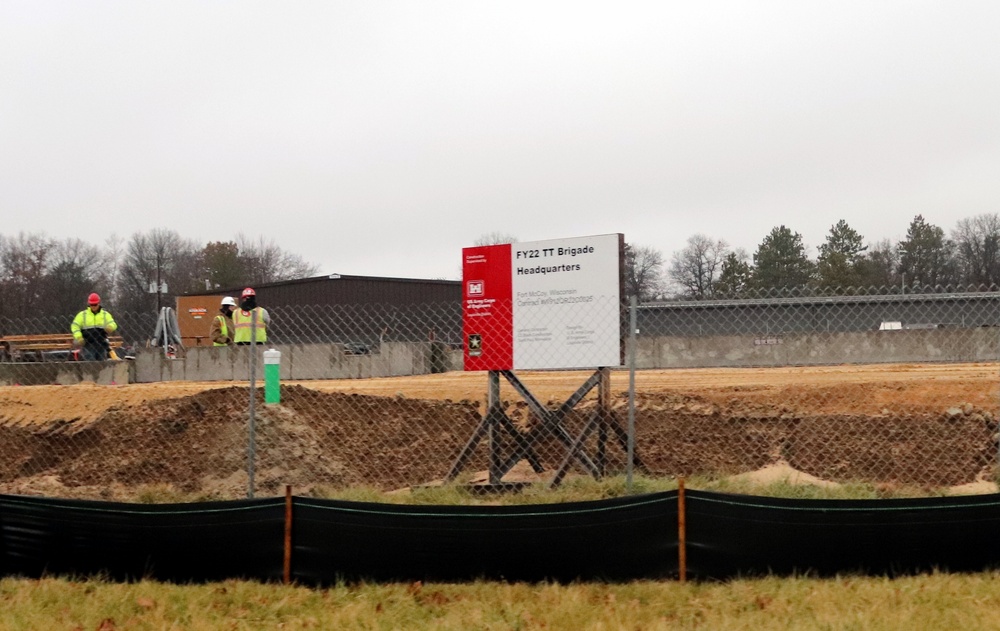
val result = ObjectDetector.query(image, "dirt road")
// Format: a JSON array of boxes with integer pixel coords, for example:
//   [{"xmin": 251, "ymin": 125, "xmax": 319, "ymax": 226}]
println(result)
[{"xmin": 1, "ymin": 363, "xmax": 993, "ymax": 426}]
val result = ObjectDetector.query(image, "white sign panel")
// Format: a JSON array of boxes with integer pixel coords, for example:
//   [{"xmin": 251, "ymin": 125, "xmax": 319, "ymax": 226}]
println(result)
[{"xmin": 511, "ymin": 234, "xmax": 622, "ymax": 369}]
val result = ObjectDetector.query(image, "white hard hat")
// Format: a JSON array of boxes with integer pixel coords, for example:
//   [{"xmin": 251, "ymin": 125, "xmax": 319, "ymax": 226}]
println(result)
[{"xmin": 221, "ymin": 296, "xmax": 237, "ymax": 307}]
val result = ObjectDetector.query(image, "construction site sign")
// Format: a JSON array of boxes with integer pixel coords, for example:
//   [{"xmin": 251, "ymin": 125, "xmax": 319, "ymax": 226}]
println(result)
[{"xmin": 462, "ymin": 233, "xmax": 623, "ymax": 370}]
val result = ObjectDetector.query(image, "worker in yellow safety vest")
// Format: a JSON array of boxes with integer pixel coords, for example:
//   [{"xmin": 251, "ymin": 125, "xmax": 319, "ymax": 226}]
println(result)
[
  {"xmin": 210, "ymin": 296, "xmax": 237, "ymax": 346},
  {"xmin": 232, "ymin": 287, "xmax": 269, "ymax": 345},
  {"xmin": 71, "ymin": 292, "xmax": 118, "ymax": 361}
]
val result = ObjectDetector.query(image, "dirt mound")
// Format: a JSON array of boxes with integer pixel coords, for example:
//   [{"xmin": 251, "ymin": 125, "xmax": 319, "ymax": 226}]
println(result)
[
  {"xmin": 0, "ymin": 381, "xmax": 238, "ymax": 427},
  {"xmin": 0, "ymin": 385, "xmax": 484, "ymax": 498},
  {"xmin": 1, "ymin": 365, "xmax": 997, "ymax": 499},
  {"xmin": 629, "ymin": 391, "xmax": 996, "ymax": 486}
]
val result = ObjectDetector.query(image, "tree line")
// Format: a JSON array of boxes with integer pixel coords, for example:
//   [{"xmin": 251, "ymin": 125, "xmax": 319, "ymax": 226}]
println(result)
[
  {"xmin": 0, "ymin": 229, "xmax": 318, "ymax": 320},
  {"xmin": 625, "ymin": 213, "xmax": 1000, "ymax": 302},
  {"xmin": 6, "ymin": 214, "xmax": 997, "ymax": 322}
]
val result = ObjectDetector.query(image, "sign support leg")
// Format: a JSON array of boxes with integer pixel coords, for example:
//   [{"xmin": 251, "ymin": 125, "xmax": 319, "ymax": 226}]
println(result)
[
  {"xmin": 446, "ymin": 368, "xmax": 643, "ymax": 488},
  {"xmin": 487, "ymin": 370, "xmax": 502, "ymax": 485}
]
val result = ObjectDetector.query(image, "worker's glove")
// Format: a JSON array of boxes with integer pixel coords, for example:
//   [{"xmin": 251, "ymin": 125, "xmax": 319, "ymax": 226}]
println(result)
[{"xmin": 72, "ymin": 338, "xmax": 84, "ymax": 348}]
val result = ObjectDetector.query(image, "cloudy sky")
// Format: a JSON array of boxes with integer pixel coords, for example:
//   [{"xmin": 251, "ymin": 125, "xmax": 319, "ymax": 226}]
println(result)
[{"xmin": 3, "ymin": 2, "xmax": 998, "ymax": 281}]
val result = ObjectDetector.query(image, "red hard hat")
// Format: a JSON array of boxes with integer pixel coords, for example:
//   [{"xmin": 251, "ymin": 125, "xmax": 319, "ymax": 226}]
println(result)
[
  {"xmin": 88, "ymin": 293, "xmax": 101, "ymax": 305},
  {"xmin": 241, "ymin": 287, "xmax": 256, "ymax": 298}
]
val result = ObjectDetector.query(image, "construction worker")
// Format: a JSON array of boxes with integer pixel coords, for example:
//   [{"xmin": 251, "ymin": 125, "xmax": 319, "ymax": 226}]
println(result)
[
  {"xmin": 232, "ymin": 287, "xmax": 269, "ymax": 345},
  {"xmin": 210, "ymin": 296, "xmax": 237, "ymax": 346},
  {"xmin": 71, "ymin": 292, "xmax": 118, "ymax": 361}
]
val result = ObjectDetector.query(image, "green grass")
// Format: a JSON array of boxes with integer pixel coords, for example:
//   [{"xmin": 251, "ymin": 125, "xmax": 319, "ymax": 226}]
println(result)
[{"xmin": 4, "ymin": 573, "xmax": 1000, "ymax": 630}]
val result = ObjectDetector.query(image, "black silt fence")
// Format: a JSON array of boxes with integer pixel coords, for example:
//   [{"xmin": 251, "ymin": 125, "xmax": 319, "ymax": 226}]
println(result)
[{"xmin": 4, "ymin": 491, "xmax": 1000, "ymax": 584}]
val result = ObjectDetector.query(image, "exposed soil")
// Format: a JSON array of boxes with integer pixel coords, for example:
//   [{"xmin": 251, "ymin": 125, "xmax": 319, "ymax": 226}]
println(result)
[{"xmin": 0, "ymin": 364, "xmax": 997, "ymax": 499}]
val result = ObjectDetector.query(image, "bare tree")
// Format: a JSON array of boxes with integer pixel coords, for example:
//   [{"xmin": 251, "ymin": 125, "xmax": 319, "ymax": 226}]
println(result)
[
  {"xmin": 119, "ymin": 229, "xmax": 204, "ymax": 313},
  {"xmin": 473, "ymin": 231, "xmax": 518, "ymax": 246},
  {"xmin": 623, "ymin": 243, "xmax": 665, "ymax": 302},
  {"xmin": 952, "ymin": 213, "xmax": 1000, "ymax": 289},
  {"xmin": 101, "ymin": 233, "xmax": 126, "ymax": 305},
  {"xmin": 0, "ymin": 232, "xmax": 55, "ymax": 320},
  {"xmin": 668, "ymin": 234, "xmax": 729, "ymax": 299},
  {"xmin": 859, "ymin": 238, "xmax": 901, "ymax": 291},
  {"xmin": 42, "ymin": 238, "xmax": 105, "ymax": 316},
  {"xmin": 235, "ymin": 233, "xmax": 319, "ymax": 286}
]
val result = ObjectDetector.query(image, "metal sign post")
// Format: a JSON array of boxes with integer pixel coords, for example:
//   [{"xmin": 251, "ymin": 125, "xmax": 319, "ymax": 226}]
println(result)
[
  {"xmin": 627, "ymin": 296, "xmax": 637, "ymax": 491},
  {"xmin": 445, "ymin": 368, "xmax": 643, "ymax": 489}
]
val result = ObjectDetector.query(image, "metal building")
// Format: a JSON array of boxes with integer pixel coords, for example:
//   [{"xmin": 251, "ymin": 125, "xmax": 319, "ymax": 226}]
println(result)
[{"xmin": 178, "ymin": 274, "xmax": 461, "ymax": 348}]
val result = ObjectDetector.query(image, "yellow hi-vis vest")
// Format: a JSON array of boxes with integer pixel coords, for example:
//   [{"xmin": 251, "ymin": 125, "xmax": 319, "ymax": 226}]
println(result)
[
  {"xmin": 233, "ymin": 307, "xmax": 267, "ymax": 343},
  {"xmin": 213, "ymin": 315, "xmax": 230, "ymax": 347}
]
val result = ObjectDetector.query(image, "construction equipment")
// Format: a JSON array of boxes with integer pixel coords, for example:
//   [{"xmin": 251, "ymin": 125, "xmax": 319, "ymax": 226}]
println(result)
[
  {"xmin": 0, "ymin": 333, "xmax": 127, "ymax": 362},
  {"xmin": 152, "ymin": 307, "xmax": 184, "ymax": 358}
]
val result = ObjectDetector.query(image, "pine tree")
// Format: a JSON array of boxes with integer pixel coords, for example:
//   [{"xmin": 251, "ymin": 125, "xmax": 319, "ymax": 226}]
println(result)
[
  {"xmin": 817, "ymin": 220, "xmax": 867, "ymax": 291},
  {"xmin": 751, "ymin": 225, "xmax": 815, "ymax": 293},
  {"xmin": 714, "ymin": 251, "xmax": 753, "ymax": 298},
  {"xmin": 897, "ymin": 215, "xmax": 957, "ymax": 291}
]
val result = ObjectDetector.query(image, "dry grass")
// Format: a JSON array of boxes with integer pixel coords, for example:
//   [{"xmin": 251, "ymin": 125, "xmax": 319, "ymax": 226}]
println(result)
[
  {"xmin": 4, "ymin": 573, "xmax": 1000, "ymax": 630},
  {"xmin": 117, "ymin": 473, "xmax": 969, "ymax": 505}
]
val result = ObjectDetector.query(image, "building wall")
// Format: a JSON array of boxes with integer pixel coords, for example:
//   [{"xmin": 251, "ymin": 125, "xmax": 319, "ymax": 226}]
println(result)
[
  {"xmin": 178, "ymin": 276, "xmax": 463, "ymax": 348},
  {"xmin": 637, "ymin": 293, "xmax": 1000, "ymax": 337},
  {"xmin": 248, "ymin": 276, "xmax": 461, "ymax": 307}
]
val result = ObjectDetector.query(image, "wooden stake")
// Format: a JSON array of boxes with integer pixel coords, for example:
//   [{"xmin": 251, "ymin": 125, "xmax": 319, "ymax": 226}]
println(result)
[
  {"xmin": 678, "ymin": 477, "xmax": 687, "ymax": 583},
  {"xmin": 284, "ymin": 484, "xmax": 293, "ymax": 585}
]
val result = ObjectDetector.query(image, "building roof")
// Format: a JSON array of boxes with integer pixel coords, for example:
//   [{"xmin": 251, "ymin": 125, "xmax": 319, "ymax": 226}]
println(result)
[
  {"xmin": 640, "ymin": 290, "xmax": 1000, "ymax": 310},
  {"xmin": 185, "ymin": 273, "xmax": 460, "ymax": 297}
]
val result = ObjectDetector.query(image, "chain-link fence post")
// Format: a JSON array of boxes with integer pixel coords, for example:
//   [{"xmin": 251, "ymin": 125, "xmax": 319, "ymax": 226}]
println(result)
[
  {"xmin": 627, "ymin": 295, "xmax": 637, "ymax": 492},
  {"xmin": 247, "ymin": 312, "xmax": 258, "ymax": 499}
]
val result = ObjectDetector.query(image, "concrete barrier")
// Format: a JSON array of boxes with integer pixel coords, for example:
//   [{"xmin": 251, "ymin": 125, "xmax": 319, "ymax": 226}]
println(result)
[
  {"xmin": 635, "ymin": 328, "xmax": 1000, "ymax": 369},
  {"xmin": 10, "ymin": 329, "xmax": 986, "ymax": 385},
  {"xmin": 0, "ymin": 360, "xmax": 131, "ymax": 386},
  {"xmin": 132, "ymin": 342, "xmax": 464, "ymax": 383}
]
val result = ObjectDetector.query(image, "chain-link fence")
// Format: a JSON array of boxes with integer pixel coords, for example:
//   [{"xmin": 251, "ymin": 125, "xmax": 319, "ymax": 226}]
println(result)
[{"xmin": 1, "ymin": 286, "xmax": 998, "ymax": 501}]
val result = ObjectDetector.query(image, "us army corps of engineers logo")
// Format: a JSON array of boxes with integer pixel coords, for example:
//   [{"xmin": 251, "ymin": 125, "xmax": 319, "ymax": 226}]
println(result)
[{"xmin": 467, "ymin": 333, "xmax": 482, "ymax": 357}]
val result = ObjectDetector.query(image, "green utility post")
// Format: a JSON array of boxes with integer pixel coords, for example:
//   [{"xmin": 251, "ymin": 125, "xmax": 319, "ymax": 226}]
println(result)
[{"xmin": 263, "ymin": 348, "xmax": 281, "ymax": 404}]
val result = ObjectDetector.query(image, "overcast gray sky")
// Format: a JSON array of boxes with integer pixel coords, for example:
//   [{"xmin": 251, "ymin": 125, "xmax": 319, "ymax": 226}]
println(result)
[{"xmin": 3, "ymin": 2, "xmax": 999, "ymax": 280}]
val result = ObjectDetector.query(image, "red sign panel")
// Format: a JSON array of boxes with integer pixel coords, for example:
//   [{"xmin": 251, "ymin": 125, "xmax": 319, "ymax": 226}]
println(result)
[{"xmin": 462, "ymin": 245, "xmax": 513, "ymax": 370}]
